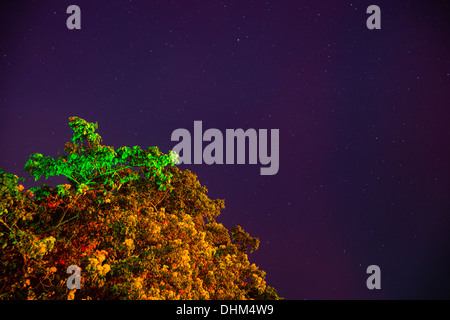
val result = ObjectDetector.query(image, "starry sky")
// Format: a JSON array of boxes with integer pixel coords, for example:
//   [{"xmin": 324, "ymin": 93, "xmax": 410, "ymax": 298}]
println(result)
[{"xmin": 1, "ymin": 1, "xmax": 449, "ymax": 299}]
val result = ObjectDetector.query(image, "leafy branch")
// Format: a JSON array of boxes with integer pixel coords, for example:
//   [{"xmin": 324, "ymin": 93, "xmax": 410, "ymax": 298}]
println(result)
[{"xmin": 24, "ymin": 117, "xmax": 178, "ymax": 193}]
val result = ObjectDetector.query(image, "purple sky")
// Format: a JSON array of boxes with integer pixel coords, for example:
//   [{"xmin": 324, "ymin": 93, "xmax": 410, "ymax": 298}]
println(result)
[{"xmin": 1, "ymin": 1, "xmax": 450, "ymax": 299}]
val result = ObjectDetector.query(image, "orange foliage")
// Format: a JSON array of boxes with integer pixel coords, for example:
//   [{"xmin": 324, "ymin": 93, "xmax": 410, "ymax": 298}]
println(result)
[{"xmin": 0, "ymin": 167, "xmax": 281, "ymax": 300}]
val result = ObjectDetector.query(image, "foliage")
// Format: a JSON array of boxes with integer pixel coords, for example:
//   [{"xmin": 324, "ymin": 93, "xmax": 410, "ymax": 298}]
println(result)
[
  {"xmin": 24, "ymin": 116, "xmax": 177, "ymax": 194},
  {"xmin": 0, "ymin": 117, "xmax": 281, "ymax": 300}
]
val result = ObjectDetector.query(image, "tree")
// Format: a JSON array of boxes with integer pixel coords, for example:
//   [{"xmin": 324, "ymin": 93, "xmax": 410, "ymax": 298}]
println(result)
[{"xmin": 0, "ymin": 117, "xmax": 281, "ymax": 300}]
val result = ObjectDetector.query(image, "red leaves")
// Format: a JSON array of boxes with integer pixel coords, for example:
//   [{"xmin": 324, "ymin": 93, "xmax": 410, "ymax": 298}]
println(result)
[
  {"xmin": 57, "ymin": 258, "xmax": 66, "ymax": 267},
  {"xmin": 44, "ymin": 195, "xmax": 62, "ymax": 209}
]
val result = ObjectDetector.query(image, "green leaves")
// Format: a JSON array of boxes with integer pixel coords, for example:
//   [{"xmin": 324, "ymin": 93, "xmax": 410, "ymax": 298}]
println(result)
[
  {"xmin": 69, "ymin": 116, "xmax": 101, "ymax": 147},
  {"xmin": 24, "ymin": 117, "xmax": 177, "ymax": 193}
]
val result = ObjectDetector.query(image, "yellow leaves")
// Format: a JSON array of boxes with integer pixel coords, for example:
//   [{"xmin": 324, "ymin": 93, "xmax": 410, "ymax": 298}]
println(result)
[
  {"xmin": 252, "ymin": 273, "xmax": 267, "ymax": 294},
  {"xmin": 166, "ymin": 290, "xmax": 175, "ymax": 299},
  {"xmin": 150, "ymin": 224, "xmax": 161, "ymax": 237},
  {"xmin": 124, "ymin": 238, "xmax": 134, "ymax": 250},
  {"xmin": 61, "ymin": 184, "xmax": 71, "ymax": 190},
  {"xmin": 180, "ymin": 249, "xmax": 190, "ymax": 262},
  {"xmin": 87, "ymin": 250, "xmax": 110, "ymax": 277},
  {"xmin": 224, "ymin": 254, "xmax": 232, "ymax": 264},
  {"xmin": 130, "ymin": 277, "xmax": 146, "ymax": 299},
  {"xmin": 96, "ymin": 263, "xmax": 111, "ymax": 276},
  {"xmin": 147, "ymin": 287, "xmax": 161, "ymax": 299},
  {"xmin": 30, "ymin": 236, "xmax": 56, "ymax": 260},
  {"xmin": 102, "ymin": 264, "xmax": 111, "ymax": 274},
  {"xmin": 96, "ymin": 250, "xmax": 107, "ymax": 263},
  {"xmin": 23, "ymin": 279, "xmax": 30, "ymax": 288},
  {"xmin": 127, "ymin": 214, "xmax": 137, "ymax": 224},
  {"xmin": 67, "ymin": 289, "xmax": 76, "ymax": 300}
]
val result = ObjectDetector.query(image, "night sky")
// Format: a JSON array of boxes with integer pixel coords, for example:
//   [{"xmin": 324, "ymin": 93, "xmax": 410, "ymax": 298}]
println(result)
[{"xmin": 1, "ymin": 1, "xmax": 450, "ymax": 299}]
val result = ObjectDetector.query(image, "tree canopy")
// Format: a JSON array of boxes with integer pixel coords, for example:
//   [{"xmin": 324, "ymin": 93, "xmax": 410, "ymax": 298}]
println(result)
[{"xmin": 0, "ymin": 117, "xmax": 281, "ymax": 300}]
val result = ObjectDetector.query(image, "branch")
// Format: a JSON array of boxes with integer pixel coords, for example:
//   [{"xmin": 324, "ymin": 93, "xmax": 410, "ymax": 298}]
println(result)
[
  {"xmin": 96, "ymin": 163, "xmax": 147, "ymax": 179},
  {"xmin": 37, "ymin": 192, "xmax": 82, "ymax": 235},
  {"xmin": 38, "ymin": 213, "xmax": 80, "ymax": 236},
  {"xmin": 0, "ymin": 217, "xmax": 14, "ymax": 233}
]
